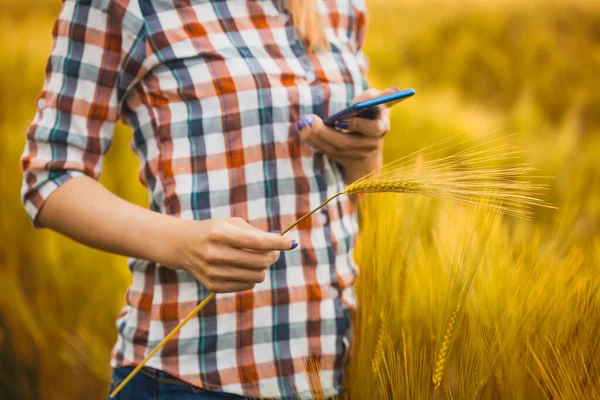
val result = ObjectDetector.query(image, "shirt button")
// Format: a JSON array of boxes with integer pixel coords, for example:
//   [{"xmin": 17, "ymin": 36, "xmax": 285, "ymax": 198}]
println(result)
[{"xmin": 305, "ymin": 71, "xmax": 317, "ymax": 84}]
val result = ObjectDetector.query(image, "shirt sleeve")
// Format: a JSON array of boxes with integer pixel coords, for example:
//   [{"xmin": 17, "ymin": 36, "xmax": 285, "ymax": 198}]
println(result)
[{"xmin": 20, "ymin": 0, "xmax": 144, "ymax": 225}]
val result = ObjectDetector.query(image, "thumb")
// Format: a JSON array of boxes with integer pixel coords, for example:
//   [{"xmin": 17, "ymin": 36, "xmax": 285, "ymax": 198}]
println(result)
[
  {"xmin": 379, "ymin": 86, "xmax": 401, "ymax": 101},
  {"xmin": 352, "ymin": 88, "xmax": 381, "ymax": 103}
]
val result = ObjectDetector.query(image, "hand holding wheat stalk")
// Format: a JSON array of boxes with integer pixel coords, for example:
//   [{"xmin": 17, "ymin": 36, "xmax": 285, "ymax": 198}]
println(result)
[{"xmin": 110, "ymin": 135, "xmax": 554, "ymax": 397}]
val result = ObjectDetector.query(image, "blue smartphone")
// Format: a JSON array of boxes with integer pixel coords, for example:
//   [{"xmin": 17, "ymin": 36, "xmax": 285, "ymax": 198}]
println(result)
[{"xmin": 323, "ymin": 88, "xmax": 415, "ymax": 126}]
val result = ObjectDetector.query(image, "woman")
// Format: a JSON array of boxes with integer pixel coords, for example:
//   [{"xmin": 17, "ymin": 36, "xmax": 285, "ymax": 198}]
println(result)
[{"xmin": 21, "ymin": 0, "xmax": 391, "ymax": 398}]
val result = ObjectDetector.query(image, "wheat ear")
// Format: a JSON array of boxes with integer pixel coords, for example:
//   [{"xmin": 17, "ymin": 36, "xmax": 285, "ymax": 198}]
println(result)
[
  {"xmin": 433, "ymin": 303, "xmax": 460, "ymax": 389},
  {"xmin": 345, "ymin": 134, "xmax": 555, "ymax": 219}
]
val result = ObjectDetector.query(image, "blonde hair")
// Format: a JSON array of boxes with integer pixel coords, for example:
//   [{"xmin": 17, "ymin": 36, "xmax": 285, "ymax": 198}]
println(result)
[{"xmin": 284, "ymin": 0, "xmax": 329, "ymax": 52}]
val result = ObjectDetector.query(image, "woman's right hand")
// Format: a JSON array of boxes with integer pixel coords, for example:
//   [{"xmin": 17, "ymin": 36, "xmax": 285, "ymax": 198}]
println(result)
[
  {"xmin": 162, "ymin": 218, "xmax": 296, "ymax": 293},
  {"xmin": 35, "ymin": 176, "xmax": 294, "ymax": 294}
]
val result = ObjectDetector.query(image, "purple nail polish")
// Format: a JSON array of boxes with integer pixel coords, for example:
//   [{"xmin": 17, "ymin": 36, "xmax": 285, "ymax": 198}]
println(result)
[
  {"xmin": 296, "ymin": 120, "xmax": 304, "ymax": 131},
  {"xmin": 335, "ymin": 121, "xmax": 350, "ymax": 130},
  {"xmin": 391, "ymin": 86, "xmax": 400, "ymax": 91},
  {"xmin": 301, "ymin": 115, "xmax": 314, "ymax": 127},
  {"xmin": 269, "ymin": 230, "xmax": 281, "ymax": 234},
  {"xmin": 290, "ymin": 240, "xmax": 298, "ymax": 250}
]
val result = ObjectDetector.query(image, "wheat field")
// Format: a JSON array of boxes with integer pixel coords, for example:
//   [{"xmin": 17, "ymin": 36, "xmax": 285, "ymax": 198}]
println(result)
[{"xmin": 0, "ymin": 0, "xmax": 599, "ymax": 399}]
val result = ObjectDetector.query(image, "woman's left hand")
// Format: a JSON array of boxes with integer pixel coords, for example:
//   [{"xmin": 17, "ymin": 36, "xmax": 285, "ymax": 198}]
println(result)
[{"xmin": 296, "ymin": 87, "xmax": 394, "ymax": 167}]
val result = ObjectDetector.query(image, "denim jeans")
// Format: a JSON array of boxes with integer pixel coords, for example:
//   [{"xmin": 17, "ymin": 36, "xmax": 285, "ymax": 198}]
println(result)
[{"xmin": 108, "ymin": 367, "xmax": 247, "ymax": 400}]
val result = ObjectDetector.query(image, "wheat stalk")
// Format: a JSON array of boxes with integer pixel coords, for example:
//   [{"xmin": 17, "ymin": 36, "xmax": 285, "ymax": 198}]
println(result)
[{"xmin": 110, "ymin": 135, "xmax": 554, "ymax": 397}]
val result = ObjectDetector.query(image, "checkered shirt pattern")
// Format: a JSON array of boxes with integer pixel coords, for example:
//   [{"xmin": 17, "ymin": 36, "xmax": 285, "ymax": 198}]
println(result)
[{"xmin": 21, "ymin": 0, "xmax": 370, "ymax": 398}]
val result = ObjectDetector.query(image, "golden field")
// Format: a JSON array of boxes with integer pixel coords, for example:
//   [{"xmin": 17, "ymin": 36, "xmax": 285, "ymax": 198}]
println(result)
[{"xmin": 1, "ymin": 0, "xmax": 599, "ymax": 398}]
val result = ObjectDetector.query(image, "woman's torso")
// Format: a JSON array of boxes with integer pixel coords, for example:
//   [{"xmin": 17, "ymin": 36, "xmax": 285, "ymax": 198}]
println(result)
[{"xmin": 111, "ymin": 1, "xmax": 368, "ymax": 398}]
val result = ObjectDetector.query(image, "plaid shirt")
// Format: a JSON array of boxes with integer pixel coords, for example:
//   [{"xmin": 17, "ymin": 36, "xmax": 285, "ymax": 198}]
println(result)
[{"xmin": 21, "ymin": 0, "xmax": 369, "ymax": 398}]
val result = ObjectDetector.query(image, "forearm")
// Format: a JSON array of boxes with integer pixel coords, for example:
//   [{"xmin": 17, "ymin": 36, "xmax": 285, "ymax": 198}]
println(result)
[{"xmin": 37, "ymin": 175, "xmax": 181, "ymax": 266}]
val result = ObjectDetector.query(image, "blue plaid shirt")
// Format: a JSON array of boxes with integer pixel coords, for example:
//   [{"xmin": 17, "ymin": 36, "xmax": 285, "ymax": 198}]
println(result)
[{"xmin": 21, "ymin": 0, "xmax": 369, "ymax": 397}]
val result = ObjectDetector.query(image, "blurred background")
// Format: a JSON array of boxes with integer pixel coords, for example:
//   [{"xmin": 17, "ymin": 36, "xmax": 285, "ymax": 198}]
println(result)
[{"xmin": 1, "ymin": 0, "xmax": 599, "ymax": 398}]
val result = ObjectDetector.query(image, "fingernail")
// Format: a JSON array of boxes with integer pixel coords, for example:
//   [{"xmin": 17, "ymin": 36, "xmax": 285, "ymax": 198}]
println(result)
[
  {"xmin": 296, "ymin": 120, "xmax": 304, "ymax": 131},
  {"xmin": 335, "ymin": 120, "xmax": 349, "ymax": 130},
  {"xmin": 269, "ymin": 230, "xmax": 281, "ymax": 234},
  {"xmin": 290, "ymin": 240, "xmax": 298, "ymax": 250},
  {"xmin": 301, "ymin": 115, "xmax": 314, "ymax": 127},
  {"xmin": 391, "ymin": 86, "xmax": 399, "ymax": 91}
]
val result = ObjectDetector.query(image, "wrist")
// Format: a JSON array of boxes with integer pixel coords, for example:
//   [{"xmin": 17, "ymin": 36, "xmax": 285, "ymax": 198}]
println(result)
[{"xmin": 145, "ymin": 214, "xmax": 191, "ymax": 269}]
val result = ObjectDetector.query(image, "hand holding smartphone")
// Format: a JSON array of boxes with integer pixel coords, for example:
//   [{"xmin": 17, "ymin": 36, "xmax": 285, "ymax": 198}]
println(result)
[{"xmin": 323, "ymin": 88, "xmax": 415, "ymax": 127}]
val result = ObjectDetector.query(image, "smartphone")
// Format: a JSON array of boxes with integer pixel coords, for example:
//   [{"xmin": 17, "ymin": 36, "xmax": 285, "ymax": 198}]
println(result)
[{"xmin": 323, "ymin": 88, "xmax": 415, "ymax": 126}]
